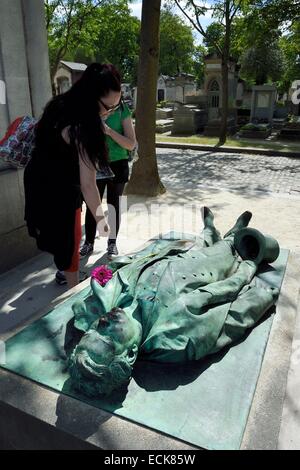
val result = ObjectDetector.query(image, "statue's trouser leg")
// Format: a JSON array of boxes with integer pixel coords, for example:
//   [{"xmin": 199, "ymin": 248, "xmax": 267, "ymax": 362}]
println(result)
[
  {"xmin": 223, "ymin": 211, "xmax": 252, "ymax": 239},
  {"xmin": 202, "ymin": 227, "xmax": 221, "ymax": 247},
  {"xmin": 210, "ymin": 284, "xmax": 279, "ymax": 355},
  {"xmin": 200, "ymin": 208, "xmax": 221, "ymax": 247}
]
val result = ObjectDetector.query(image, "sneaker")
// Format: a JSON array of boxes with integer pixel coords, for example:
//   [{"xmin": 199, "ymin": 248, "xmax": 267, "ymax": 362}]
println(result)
[
  {"xmin": 55, "ymin": 270, "xmax": 88, "ymax": 285},
  {"xmin": 55, "ymin": 270, "xmax": 67, "ymax": 285},
  {"xmin": 107, "ymin": 241, "xmax": 119, "ymax": 258},
  {"xmin": 80, "ymin": 242, "xmax": 94, "ymax": 258}
]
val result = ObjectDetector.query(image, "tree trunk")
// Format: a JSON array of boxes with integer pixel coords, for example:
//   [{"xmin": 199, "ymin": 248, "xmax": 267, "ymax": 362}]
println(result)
[
  {"xmin": 219, "ymin": 57, "xmax": 229, "ymax": 146},
  {"xmin": 218, "ymin": 1, "xmax": 231, "ymax": 146},
  {"xmin": 125, "ymin": 0, "xmax": 165, "ymax": 197}
]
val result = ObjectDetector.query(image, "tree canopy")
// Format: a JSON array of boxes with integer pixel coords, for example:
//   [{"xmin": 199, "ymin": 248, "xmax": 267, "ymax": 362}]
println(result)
[
  {"xmin": 45, "ymin": 0, "xmax": 300, "ymax": 93},
  {"xmin": 46, "ymin": 0, "xmax": 205, "ymax": 86},
  {"xmin": 159, "ymin": 6, "xmax": 196, "ymax": 76},
  {"xmin": 46, "ymin": 0, "xmax": 140, "ymax": 83},
  {"xmin": 239, "ymin": 42, "xmax": 284, "ymax": 86},
  {"xmin": 176, "ymin": 0, "xmax": 299, "ymax": 92},
  {"xmin": 278, "ymin": 22, "xmax": 300, "ymax": 93},
  {"xmin": 45, "ymin": 0, "xmax": 108, "ymax": 79}
]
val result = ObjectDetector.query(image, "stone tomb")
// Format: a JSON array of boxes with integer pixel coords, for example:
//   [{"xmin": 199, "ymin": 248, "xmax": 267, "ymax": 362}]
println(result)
[
  {"xmin": 202, "ymin": 54, "xmax": 239, "ymax": 137},
  {"xmin": 0, "ymin": 0, "xmax": 52, "ymax": 273},
  {"xmin": 279, "ymin": 118, "xmax": 300, "ymax": 141},
  {"xmin": 0, "ymin": 242, "xmax": 298, "ymax": 450},
  {"xmin": 172, "ymin": 104, "xmax": 208, "ymax": 135},
  {"xmin": 250, "ymin": 85, "xmax": 277, "ymax": 124}
]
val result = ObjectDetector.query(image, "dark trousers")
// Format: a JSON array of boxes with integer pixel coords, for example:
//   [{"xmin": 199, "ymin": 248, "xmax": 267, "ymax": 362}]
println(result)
[{"xmin": 84, "ymin": 178, "xmax": 126, "ymax": 245}]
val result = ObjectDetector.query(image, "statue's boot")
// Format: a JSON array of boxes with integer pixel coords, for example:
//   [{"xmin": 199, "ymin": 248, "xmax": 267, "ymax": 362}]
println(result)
[
  {"xmin": 200, "ymin": 207, "xmax": 221, "ymax": 246},
  {"xmin": 224, "ymin": 211, "xmax": 252, "ymax": 239}
]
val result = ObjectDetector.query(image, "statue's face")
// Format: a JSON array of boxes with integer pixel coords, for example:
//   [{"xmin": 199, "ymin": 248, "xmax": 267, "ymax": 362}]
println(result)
[
  {"xmin": 70, "ymin": 307, "xmax": 140, "ymax": 394},
  {"xmin": 74, "ymin": 307, "xmax": 140, "ymax": 367},
  {"xmin": 75, "ymin": 328, "xmax": 116, "ymax": 367},
  {"xmin": 94, "ymin": 307, "xmax": 139, "ymax": 354}
]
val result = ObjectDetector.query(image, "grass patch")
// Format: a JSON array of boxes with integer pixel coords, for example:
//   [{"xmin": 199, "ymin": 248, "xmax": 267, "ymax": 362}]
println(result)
[{"xmin": 156, "ymin": 134, "xmax": 300, "ymax": 153}]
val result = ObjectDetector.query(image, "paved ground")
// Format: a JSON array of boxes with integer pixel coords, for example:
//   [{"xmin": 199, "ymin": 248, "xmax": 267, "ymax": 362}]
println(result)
[
  {"xmin": 157, "ymin": 149, "xmax": 300, "ymax": 197},
  {"xmin": 0, "ymin": 148, "xmax": 300, "ymax": 449}
]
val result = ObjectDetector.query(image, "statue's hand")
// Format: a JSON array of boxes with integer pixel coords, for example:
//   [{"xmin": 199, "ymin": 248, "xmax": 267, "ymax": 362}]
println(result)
[{"xmin": 72, "ymin": 300, "xmax": 91, "ymax": 333}]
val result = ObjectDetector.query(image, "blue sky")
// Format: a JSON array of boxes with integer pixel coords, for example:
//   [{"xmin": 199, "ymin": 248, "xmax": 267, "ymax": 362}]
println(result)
[{"xmin": 129, "ymin": 1, "xmax": 214, "ymax": 45}]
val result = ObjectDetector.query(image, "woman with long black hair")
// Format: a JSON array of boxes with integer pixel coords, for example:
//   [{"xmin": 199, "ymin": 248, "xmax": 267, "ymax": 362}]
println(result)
[
  {"xmin": 80, "ymin": 80, "xmax": 136, "ymax": 262},
  {"xmin": 24, "ymin": 63, "xmax": 122, "ymax": 289}
]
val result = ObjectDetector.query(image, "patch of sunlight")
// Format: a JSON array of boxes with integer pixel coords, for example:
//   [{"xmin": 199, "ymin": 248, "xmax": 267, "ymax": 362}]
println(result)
[{"xmin": 23, "ymin": 266, "xmax": 54, "ymax": 284}]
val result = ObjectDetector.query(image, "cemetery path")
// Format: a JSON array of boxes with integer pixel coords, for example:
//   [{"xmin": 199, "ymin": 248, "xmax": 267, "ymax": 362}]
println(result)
[{"xmin": 157, "ymin": 148, "xmax": 300, "ymax": 197}]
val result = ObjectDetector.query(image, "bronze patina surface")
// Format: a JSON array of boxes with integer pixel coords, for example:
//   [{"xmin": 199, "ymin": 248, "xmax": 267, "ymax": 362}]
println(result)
[
  {"xmin": 0, "ymin": 208, "xmax": 288, "ymax": 449},
  {"xmin": 70, "ymin": 208, "xmax": 280, "ymax": 396}
]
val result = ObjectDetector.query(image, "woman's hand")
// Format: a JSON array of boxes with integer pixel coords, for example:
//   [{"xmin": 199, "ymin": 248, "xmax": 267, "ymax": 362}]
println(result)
[
  {"xmin": 103, "ymin": 123, "xmax": 112, "ymax": 136},
  {"xmin": 79, "ymin": 149, "xmax": 109, "ymax": 234},
  {"xmin": 103, "ymin": 117, "xmax": 136, "ymax": 151},
  {"xmin": 97, "ymin": 217, "xmax": 110, "ymax": 237}
]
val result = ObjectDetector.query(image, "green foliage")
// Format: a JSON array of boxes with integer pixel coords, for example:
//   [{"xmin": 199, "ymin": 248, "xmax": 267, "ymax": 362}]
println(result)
[
  {"xmin": 201, "ymin": 2, "xmax": 299, "ymax": 92},
  {"xmin": 289, "ymin": 114, "xmax": 300, "ymax": 123},
  {"xmin": 159, "ymin": 6, "xmax": 207, "ymax": 86},
  {"xmin": 239, "ymin": 41, "xmax": 284, "ymax": 85},
  {"xmin": 233, "ymin": 1, "xmax": 300, "ymax": 91},
  {"xmin": 192, "ymin": 45, "xmax": 207, "ymax": 88},
  {"xmin": 159, "ymin": 6, "xmax": 196, "ymax": 76},
  {"xmin": 278, "ymin": 22, "xmax": 300, "ymax": 93},
  {"xmin": 45, "ymin": 0, "xmax": 140, "ymax": 84},
  {"xmin": 253, "ymin": 0, "xmax": 300, "ymax": 29},
  {"xmin": 46, "ymin": 0, "xmax": 206, "ymax": 87},
  {"xmin": 156, "ymin": 100, "xmax": 169, "ymax": 108},
  {"xmin": 45, "ymin": 0, "xmax": 110, "ymax": 78},
  {"xmin": 91, "ymin": 1, "xmax": 140, "ymax": 84},
  {"xmin": 46, "ymin": 0, "xmax": 300, "ymax": 96},
  {"xmin": 203, "ymin": 23, "xmax": 224, "ymax": 55}
]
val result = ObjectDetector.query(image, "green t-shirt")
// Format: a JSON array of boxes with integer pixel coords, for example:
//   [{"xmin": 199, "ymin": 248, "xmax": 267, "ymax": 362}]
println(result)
[{"xmin": 105, "ymin": 103, "xmax": 131, "ymax": 162}]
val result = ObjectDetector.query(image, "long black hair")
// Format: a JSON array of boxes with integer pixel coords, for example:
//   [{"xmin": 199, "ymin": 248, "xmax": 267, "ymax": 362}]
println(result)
[{"xmin": 35, "ymin": 63, "xmax": 122, "ymax": 169}]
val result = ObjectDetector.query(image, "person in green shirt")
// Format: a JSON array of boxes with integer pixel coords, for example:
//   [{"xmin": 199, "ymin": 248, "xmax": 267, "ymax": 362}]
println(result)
[{"xmin": 80, "ymin": 83, "xmax": 136, "ymax": 260}]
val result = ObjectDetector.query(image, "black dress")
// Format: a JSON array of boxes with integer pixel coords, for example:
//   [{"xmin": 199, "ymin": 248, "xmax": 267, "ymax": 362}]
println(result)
[{"xmin": 24, "ymin": 126, "xmax": 81, "ymax": 271}]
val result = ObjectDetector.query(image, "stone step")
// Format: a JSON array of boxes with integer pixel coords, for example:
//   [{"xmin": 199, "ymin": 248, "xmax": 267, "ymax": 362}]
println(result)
[
  {"xmin": 156, "ymin": 119, "xmax": 174, "ymax": 134},
  {"xmin": 156, "ymin": 108, "xmax": 174, "ymax": 120}
]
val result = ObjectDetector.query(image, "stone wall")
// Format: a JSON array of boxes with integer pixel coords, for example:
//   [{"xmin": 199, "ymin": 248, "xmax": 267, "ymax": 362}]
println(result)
[{"xmin": 0, "ymin": 0, "xmax": 52, "ymax": 273}]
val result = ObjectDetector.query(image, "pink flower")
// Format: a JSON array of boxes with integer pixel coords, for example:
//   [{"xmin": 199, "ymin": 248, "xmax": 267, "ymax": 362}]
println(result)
[{"xmin": 91, "ymin": 265, "xmax": 113, "ymax": 286}]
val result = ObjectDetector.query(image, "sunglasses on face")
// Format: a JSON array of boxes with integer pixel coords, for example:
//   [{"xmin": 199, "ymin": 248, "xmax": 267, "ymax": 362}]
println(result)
[{"xmin": 99, "ymin": 98, "xmax": 122, "ymax": 113}]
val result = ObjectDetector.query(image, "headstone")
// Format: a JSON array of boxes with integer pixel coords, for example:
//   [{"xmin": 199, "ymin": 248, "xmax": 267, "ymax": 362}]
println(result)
[
  {"xmin": 156, "ymin": 119, "xmax": 174, "ymax": 134},
  {"xmin": 185, "ymin": 95, "xmax": 207, "ymax": 106},
  {"xmin": 172, "ymin": 104, "xmax": 200, "ymax": 135},
  {"xmin": 156, "ymin": 108, "xmax": 174, "ymax": 120},
  {"xmin": 250, "ymin": 85, "xmax": 277, "ymax": 124}
]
